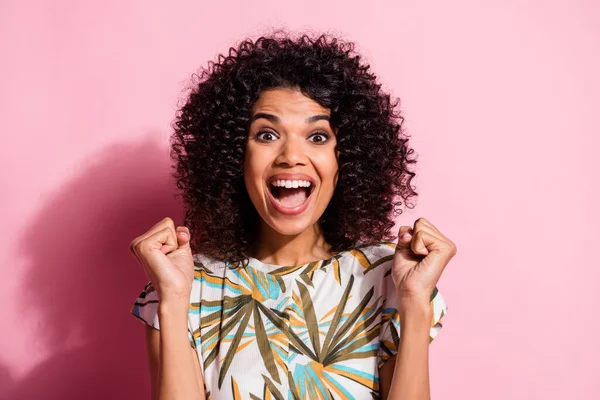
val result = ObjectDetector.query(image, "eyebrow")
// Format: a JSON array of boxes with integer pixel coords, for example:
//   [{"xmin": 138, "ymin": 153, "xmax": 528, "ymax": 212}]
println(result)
[{"xmin": 250, "ymin": 112, "xmax": 330, "ymax": 124}]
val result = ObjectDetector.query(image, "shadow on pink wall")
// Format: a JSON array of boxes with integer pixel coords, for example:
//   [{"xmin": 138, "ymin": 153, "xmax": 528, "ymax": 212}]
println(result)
[{"xmin": 2, "ymin": 138, "xmax": 183, "ymax": 400}]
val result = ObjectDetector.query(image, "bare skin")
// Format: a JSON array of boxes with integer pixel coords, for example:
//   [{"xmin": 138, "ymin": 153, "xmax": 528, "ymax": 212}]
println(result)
[
  {"xmin": 244, "ymin": 87, "xmax": 340, "ymax": 265},
  {"xmin": 130, "ymin": 88, "xmax": 457, "ymax": 399},
  {"xmin": 379, "ymin": 218, "xmax": 457, "ymax": 399},
  {"xmin": 130, "ymin": 217, "xmax": 204, "ymax": 400}
]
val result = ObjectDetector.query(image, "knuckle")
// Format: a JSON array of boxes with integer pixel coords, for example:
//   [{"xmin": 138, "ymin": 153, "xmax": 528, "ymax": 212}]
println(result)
[
  {"xmin": 450, "ymin": 242, "xmax": 458, "ymax": 255},
  {"xmin": 131, "ymin": 237, "xmax": 142, "ymax": 249},
  {"xmin": 445, "ymin": 241, "xmax": 457, "ymax": 256},
  {"xmin": 138, "ymin": 240, "xmax": 153, "ymax": 253}
]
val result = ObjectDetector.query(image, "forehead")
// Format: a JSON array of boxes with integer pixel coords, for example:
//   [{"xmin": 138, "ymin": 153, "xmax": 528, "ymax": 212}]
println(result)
[{"xmin": 251, "ymin": 88, "xmax": 330, "ymax": 118}]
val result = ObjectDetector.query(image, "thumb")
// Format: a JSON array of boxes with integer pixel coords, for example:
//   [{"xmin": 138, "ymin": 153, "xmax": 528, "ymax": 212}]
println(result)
[
  {"xmin": 396, "ymin": 225, "xmax": 413, "ymax": 250},
  {"xmin": 175, "ymin": 226, "xmax": 192, "ymax": 252},
  {"xmin": 395, "ymin": 225, "xmax": 422, "ymax": 263}
]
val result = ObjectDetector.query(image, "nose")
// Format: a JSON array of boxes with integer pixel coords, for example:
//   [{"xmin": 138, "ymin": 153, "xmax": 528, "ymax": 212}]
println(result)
[{"xmin": 274, "ymin": 135, "xmax": 308, "ymax": 167}]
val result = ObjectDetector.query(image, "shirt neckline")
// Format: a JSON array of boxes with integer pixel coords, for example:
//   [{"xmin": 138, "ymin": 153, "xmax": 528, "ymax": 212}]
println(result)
[{"xmin": 245, "ymin": 251, "xmax": 347, "ymax": 275}]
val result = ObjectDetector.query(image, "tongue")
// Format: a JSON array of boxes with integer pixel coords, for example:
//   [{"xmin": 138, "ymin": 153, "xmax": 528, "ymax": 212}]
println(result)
[{"xmin": 277, "ymin": 188, "xmax": 308, "ymax": 208}]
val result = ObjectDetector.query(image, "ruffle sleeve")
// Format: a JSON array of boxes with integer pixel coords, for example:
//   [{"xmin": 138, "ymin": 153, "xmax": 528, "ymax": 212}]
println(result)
[
  {"xmin": 377, "ymin": 274, "xmax": 448, "ymax": 368},
  {"xmin": 130, "ymin": 280, "xmax": 195, "ymax": 348}
]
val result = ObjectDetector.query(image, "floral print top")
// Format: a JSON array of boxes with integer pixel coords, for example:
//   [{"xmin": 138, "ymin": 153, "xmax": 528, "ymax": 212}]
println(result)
[{"xmin": 131, "ymin": 241, "xmax": 448, "ymax": 399}]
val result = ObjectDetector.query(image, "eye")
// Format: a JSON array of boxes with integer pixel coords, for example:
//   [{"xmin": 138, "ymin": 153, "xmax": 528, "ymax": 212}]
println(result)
[
  {"xmin": 308, "ymin": 131, "xmax": 330, "ymax": 144},
  {"xmin": 256, "ymin": 130, "xmax": 279, "ymax": 142}
]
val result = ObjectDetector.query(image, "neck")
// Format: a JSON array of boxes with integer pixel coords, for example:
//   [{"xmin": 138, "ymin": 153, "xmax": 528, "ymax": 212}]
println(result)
[{"xmin": 251, "ymin": 221, "xmax": 335, "ymax": 266}]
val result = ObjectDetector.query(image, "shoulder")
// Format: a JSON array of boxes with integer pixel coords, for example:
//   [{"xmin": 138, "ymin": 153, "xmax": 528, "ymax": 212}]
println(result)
[
  {"xmin": 340, "ymin": 241, "xmax": 397, "ymax": 275},
  {"xmin": 357, "ymin": 241, "xmax": 397, "ymax": 259},
  {"xmin": 192, "ymin": 252, "xmax": 229, "ymax": 274}
]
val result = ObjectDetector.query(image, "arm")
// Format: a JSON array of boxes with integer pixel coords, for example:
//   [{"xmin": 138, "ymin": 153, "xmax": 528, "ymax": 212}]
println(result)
[
  {"xmin": 378, "ymin": 300, "xmax": 433, "ymax": 400},
  {"xmin": 382, "ymin": 217, "xmax": 455, "ymax": 399},
  {"xmin": 145, "ymin": 296, "xmax": 205, "ymax": 400},
  {"xmin": 130, "ymin": 218, "xmax": 205, "ymax": 400}
]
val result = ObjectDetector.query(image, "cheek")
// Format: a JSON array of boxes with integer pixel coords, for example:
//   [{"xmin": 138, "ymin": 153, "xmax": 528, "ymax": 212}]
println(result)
[
  {"xmin": 314, "ymin": 153, "xmax": 339, "ymax": 190},
  {"xmin": 243, "ymin": 148, "xmax": 269, "ymax": 195}
]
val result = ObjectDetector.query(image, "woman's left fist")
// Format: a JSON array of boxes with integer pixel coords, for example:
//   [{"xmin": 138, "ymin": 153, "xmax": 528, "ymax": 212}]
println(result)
[{"xmin": 391, "ymin": 217, "xmax": 457, "ymax": 304}]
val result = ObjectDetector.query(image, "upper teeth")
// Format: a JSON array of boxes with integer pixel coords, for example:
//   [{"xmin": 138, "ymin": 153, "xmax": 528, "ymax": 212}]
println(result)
[{"xmin": 270, "ymin": 180, "xmax": 312, "ymax": 188}]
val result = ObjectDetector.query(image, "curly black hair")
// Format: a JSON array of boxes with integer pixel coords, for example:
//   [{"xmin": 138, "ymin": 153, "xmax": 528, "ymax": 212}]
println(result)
[{"xmin": 170, "ymin": 29, "xmax": 418, "ymax": 266}]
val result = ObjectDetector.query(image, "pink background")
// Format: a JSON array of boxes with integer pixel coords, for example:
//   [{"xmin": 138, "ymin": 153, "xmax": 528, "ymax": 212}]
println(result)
[{"xmin": 1, "ymin": 0, "xmax": 598, "ymax": 398}]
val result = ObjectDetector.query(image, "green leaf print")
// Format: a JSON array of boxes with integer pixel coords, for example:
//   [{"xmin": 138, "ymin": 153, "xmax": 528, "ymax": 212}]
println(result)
[{"xmin": 253, "ymin": 302, "xmax": 281, "ymax": 384}]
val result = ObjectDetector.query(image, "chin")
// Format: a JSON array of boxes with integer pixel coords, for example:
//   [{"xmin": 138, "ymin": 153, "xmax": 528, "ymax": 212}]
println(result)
[{"xmin": 263, "ymin": 215, "xmax": 318, "ymax": 237}]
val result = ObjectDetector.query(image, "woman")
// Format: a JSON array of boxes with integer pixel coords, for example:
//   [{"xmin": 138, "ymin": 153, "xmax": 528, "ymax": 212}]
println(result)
[{"xmin": 129, "ymin": 31, "xmax": 456, "ymax": 400}]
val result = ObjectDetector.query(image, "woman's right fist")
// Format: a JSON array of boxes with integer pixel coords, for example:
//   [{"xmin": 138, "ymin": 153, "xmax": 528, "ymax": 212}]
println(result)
[{"xmin": 129, "ymin": 217, "xmax": 195, "ymax": 300}]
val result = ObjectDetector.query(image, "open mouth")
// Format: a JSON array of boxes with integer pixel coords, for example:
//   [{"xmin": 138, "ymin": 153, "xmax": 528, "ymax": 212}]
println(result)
[{"xmin": 268, "ymin": 179, "xmax": 315, "ymax": 209}]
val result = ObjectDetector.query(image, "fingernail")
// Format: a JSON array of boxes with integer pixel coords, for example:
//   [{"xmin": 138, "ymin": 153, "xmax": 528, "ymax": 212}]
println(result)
[
  {"xmin": 401, "ymin": 233, "xmax": 411, "ymax": 240},
  {"xmin": 178, "ymin": 230, "xmax": 189, "ymax": 238}
]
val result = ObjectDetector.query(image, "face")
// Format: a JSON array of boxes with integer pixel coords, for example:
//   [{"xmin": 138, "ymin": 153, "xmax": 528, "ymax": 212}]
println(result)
[{"xmin": 244, "ymin": 87, "xmax": 339, "ymax": 236}]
